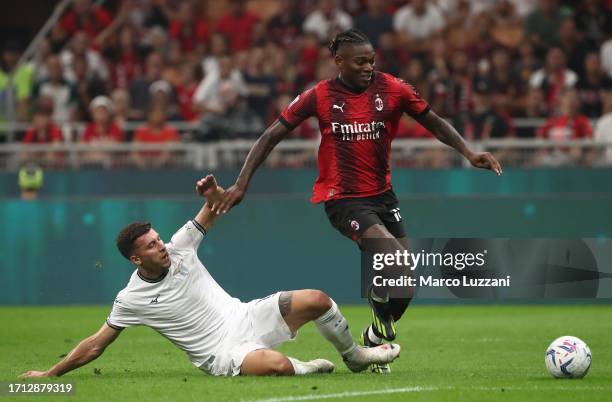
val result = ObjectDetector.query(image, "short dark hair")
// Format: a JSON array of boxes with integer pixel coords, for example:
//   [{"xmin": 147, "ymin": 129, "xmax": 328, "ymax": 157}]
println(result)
[
  {"xmin": 116, "ymin": 221, "xmax": 152, "ymax": 260},
  {"xmin": 329, "ymin": 29, "xmax": 371, "ymax": 56}
]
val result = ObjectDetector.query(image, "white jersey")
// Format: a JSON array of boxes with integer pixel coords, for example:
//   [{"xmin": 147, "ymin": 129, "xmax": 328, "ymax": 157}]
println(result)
[{"xmin": 107, "ymin": 220, "xmax": 244, "ymax": 370}]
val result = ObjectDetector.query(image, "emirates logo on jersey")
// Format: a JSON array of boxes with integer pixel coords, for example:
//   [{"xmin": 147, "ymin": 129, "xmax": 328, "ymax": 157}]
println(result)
[
  {"xmin": 375, "ymin": 94, "xmax": 383, "ymax": 111},
  {"xmin": 331, "ymin": 120, "xmax": 386, "ymax": 141}
]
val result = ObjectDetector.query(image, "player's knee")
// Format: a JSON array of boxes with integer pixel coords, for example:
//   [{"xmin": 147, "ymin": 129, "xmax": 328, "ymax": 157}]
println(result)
[
  {"xmin": 305, "ymin": 289, "xmax": 333, "ymax": 314},
  {"xmin": 268, "ymin": 354, "xmax": 293, "ymax": 375}
]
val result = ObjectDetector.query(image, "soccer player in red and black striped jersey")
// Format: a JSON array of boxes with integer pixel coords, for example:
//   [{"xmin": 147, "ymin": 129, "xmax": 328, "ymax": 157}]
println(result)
[{"xmin": 213, "ymin": 29, "xmax": 502, "ymax": 373}]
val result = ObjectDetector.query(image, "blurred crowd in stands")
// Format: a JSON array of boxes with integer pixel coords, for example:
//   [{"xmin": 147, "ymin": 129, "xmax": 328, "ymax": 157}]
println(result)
[{"xmin": 2, "ymin": 0, "xmax": 612, "ymax": 166}]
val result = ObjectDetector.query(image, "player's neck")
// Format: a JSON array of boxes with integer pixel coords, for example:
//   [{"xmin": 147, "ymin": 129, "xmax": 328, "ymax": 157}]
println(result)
[
  {"xmin": 137, "ymin": 266, "xmax": 169, "ymax": 283},
  {"xmin": 336, "ymin": 74, "xmax": 370, "ymax": 94}
]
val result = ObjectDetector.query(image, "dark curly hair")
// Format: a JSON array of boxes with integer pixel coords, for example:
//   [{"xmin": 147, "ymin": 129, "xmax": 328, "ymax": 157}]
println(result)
[
  {"xmin": 116, "ymin": 221, "xmax": 152, "ymax": 260},
  {"xmin": 328, "ymin": 29, "xmax": 371, "ymax": 56}
]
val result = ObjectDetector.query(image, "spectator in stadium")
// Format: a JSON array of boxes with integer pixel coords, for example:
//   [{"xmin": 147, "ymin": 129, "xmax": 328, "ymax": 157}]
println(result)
[
  {"xmin": 558, "ymin": 17, "xmax": 593, "ymax": 77},
  {"xmin": 376, "ymin": 31, "xmax": 408, "ymax": 77},
  {"xmin": 149, "ymin": 80, "xmax": 182, "ymax": 121},
  {"xmin": 61, "ymin": 31, "xmax": 109, "ymax": 85},
  {"xmin": 132, "ymin": 104, "xmax": 180, "ymax": 169},
  {"xmin": 197, "ymin": 80, "xmax": 264, "ymax": 142},
  {"xmin": 536, "ymin": 88, "xmax": 593, "ymax": 166},
  {"xmin": 594, "ymin": 79, "xmax": 612, "ymax": 165},
  {"xmin": 465, "ymin": 12, "xmax": 496, "ymax": 64},
  {"xmin": 393, "ymin": 0, "xmax": 445, "ymax": 56},
  {"xmin": 354, "ymin": 0, "xmax": 393, "ymax": 48},
  {"xmin": 216, "ymin": 0, "xmax": 260, "ymax": 52},
  {"xmin": 243, "ymin": 47, "xmax": 277, "ymax": 121},
  {"xmin": 267, "ymin": 0, "xmax": 304, "ymax": 48},
  {"xmin": 172, "ymin": 62, "xmax": 201, "ymax": 122},
  {"xmin": 515, "ymin": 41, "xmax": 542, "ymax": 88},
  {"xmin": 490, "ymin": 0, "xmax": 524, "ymax": 50},
  {"xmin": 31, "ymin": 54, "xmax": 79, "ymax": 124},
  {"xmin": 81, "ymin": 96, "xmax": 124, "ymax": 168},
  {"xmin": 103, "ymin": 25, "xmax": 145, "ymax": 90},
  {"xmin": 0, "ymin": 40, "xmax": 34, "ymax": 126},
  {"xmin": 440, "ymin": 50, "xmax": 472, "ymax": 119},
  {"xmin": 169, "ymin": 0, "xmax": 209, "ymax": 59},
  {"xmin": 459, "ymin": 77, "xmax": 514, "ymax": 140},
  {"xmin": 193, "ymin": 54, "xmax": 247, "ymax": 117},
  {"xmin": 516, "ymin": 88, "xmax": 548, "ymax": 138},
  {"xmin": 21, "ymin": 98, "xmax": 63, "ymax": 167},
  {"xmin": 303, "ymin": 0, "xmax": 353, "ymax": 43},
  {"xmin": 524, "ymin": 0, "xmax": 572, "ymax": 52},
  {"xmin": 60, "ymin": 0, "xmax": 113, "ymax": 40},
  {"xmin": 529, "ymin": 47, "xmax": 578, "ymax": 113},
  {"xmin": 490, "ymin": 48, "xmax": 523, "ymax": 116},
  {"xmin": 577, "ymin": 52, "xmax": 608, "ymax": 118},
  {"xmin": 73, "ymin": 55, "xmax": 108, "ymax": 121},
  {"xmin": 22, "ymin": 98, "xmax": 63, "ymax": 144},
  {"xmin": 574, "ymin": 0, "xmax": 612, "ymax": 48},
  {"xmin": 110, "ymin": 89, "xmax": 132, "ymax": 130},
  {"xmin": 128, "ymin": 52, "xmax": 166, "ymax": 121}
]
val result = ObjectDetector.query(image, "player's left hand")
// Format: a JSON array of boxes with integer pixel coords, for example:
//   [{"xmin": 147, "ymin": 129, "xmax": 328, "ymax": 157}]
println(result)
[
  {"xmin": 19, "ymin": 370, "xmax": 49, "ymax": 378},
  {"xmin": 468, "ymin": 152, "xmax": 503, "ymax": 176},
  {"xmin": 196, "ymin": 175, "xmax": 224, "ymax": 203}
]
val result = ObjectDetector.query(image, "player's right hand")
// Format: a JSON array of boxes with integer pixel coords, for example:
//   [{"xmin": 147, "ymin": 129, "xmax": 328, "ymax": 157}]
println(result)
[
  {"xmin": 19, "ymin": 370, "xmax": 49, "ymax": 378},
  {"xmin": 210, "ymin": 184, "xmax": 245, "ymax": 215}
]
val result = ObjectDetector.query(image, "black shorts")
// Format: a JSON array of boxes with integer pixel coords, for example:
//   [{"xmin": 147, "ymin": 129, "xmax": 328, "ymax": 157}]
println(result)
[{"xmin": 324, "ymin": 190, "xmax": 406, "ymax": 241}]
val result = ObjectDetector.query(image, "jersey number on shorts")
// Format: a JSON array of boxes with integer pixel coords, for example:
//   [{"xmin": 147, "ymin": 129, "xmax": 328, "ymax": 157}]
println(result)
[{"xmin": 390, "ymin": 208, "xmax": 402, "ymax": 222}]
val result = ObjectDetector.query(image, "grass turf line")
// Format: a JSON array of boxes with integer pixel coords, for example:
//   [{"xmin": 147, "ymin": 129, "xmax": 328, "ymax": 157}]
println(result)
[{"xmin": 1, "ymin": 305, "xmax": 610, "ymax": 402}]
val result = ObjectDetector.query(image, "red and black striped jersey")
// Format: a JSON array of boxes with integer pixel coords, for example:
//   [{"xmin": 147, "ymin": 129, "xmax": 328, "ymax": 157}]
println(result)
[{"xmin": 279, "ymin": 71, "xmax": 430, "ymax": 203}]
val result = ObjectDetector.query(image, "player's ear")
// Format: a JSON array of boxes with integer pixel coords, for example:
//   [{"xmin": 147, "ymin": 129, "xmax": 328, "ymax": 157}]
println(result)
[
  {"xmin": 130, "ymin": 255, "xmax": 141, "ymax": 267},
  {"xmin": 334, "ymin": 54, "xmax": 343, "ymax": 68}
]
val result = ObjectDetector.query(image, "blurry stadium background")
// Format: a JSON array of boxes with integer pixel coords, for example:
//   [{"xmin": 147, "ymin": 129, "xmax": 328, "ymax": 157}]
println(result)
[{"xmin": 2, "ymin": 0, "xmax": 611, "ymax": 305}]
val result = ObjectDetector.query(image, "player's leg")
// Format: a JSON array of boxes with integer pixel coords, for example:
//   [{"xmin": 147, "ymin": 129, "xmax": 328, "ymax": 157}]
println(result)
[
  {"xmin": 240, "ymin": 348, "xmax": 334, "ymax": 376},
  {"xmin": 279, "ymin": 290, "xmax": 401, "ymax": 373}
]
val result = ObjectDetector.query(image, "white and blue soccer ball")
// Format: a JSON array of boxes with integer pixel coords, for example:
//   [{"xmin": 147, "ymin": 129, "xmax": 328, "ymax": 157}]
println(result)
[{"xmin": 545, "ymin": 336, "xmax": 592, "ymax": 378}]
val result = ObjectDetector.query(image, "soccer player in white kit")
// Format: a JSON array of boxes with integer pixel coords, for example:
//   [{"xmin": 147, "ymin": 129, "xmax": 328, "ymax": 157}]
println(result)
[{"xmin": 21, "ymin": 175, "xmax": 400, "ymax": 378}]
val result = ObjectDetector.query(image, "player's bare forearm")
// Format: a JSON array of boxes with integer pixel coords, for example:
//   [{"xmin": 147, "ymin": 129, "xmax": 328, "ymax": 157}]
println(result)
[
  {"xmin": 210, "ymin": 121, "xmax": 291, "ymax": 214},
  {"xmin": 235, "ymin": 120, "xmax": 291, "ymax": 189},
  {"xmin": 419, "ymin": 110, "xmax": 472, "ymax": 158},
  {"xmin": 21, "ymin": 324, "xmax": 120, "ymax": 378},
  {"xmin": 419, "ymin": 110, "xmax": 503, "ymax": 175}
]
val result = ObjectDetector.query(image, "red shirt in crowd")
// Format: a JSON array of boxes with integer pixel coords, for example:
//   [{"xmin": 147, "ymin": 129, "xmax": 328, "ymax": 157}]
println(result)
[
  {"xmin": 133, "ymin": 125, "xmax": 180, "ymax": 143},
  {"xmin": 22, "ymin": 125, "xmax": 63, "ymax": 143},
  {"xmin": 538, "ymin": 115, "xmax": 593, "ymax": 140},
  {"xmin": 280, "ymin": 72, "xmax": 430, "ymax": 203},
  {"xmin": 60, "ymin": 6, "xmax": 113, "ymax": 38},
  {"xmin": 170, "ymin": 20, "xmax": 210, "ymax": 52},
  {"xmin": 82, "ymin": 122, "xmax": 124, "ymax": 142},
  {"xmin": 216, "ymin": 11, "xmax": 259, "ymax": 51}
]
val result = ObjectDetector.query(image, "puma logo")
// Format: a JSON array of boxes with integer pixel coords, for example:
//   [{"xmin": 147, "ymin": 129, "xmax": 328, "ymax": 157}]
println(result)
[{"xmin": 333, "ymin": 103, "xmax": 345, "ymax": 113}]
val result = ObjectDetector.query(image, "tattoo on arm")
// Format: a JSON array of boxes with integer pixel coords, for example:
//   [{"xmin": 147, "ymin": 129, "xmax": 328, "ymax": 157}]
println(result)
[{"xmin": 278, "ymin": 291, "xmax": 294, "ymax": 318}]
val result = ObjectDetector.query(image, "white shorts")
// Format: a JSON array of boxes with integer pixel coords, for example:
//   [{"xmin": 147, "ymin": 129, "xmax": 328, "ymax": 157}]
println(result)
[{"xmin": 205, "ymin": 291, "xmax": 296, "ymax": 376}]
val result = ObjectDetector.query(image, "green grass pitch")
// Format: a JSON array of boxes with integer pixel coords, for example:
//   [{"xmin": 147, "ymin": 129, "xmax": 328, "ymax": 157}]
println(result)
[{"xmin": 1, "ymin": 305, "xmax": 611, "ymax": 402}]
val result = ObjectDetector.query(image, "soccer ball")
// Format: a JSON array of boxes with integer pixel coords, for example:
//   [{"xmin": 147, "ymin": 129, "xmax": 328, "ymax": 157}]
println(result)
[{"xmin": 545, "ymin": 336, "xmax": 592, "ymax": 378}]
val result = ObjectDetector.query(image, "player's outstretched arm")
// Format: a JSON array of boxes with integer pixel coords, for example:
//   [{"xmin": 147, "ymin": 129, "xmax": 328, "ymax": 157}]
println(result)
[
  {"xmin": 419, "ymin": 110, "xmax": 503, "ymax": 176},
  {"xmin": 211, "ymin": 120, "xmax": 291, "ymax": 214},
  {"xmin": 20, "ymin": 323, "xmax": 121, "ymax": 378},
  {"xmin": 193, "ymin": 174, "xmax": 226, "ymax": 231}
]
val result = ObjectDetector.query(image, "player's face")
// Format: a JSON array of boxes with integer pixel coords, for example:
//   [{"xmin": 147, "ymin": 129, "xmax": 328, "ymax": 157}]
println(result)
[
  {"xmin": 131, "ymin": 229, "xmax": 171, "ymax": 270},
  {"xmin": 336, "ymin": 43, "xmax": 376, "ymax": 90}
]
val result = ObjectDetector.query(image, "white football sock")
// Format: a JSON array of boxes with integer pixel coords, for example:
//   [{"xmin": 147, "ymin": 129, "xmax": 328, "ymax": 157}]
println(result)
[
  {"xmin": 314, "ymin": 301, "xmax": 357, "ymax": 357},
  {"xmin": 287, "ymin": 357, "xmax": 316, "ymax": 375},
  {"xmin": 367, "ymin": 325, "xmax": 383, "ymax": 345}
]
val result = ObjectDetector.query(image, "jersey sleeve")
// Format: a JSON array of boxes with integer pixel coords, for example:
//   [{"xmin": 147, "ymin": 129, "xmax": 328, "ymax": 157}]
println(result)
[
  {"xmin": 397, "ymin": 78, "xmax": 430, "ymax": 119},
  {"xmin": 106, "ymin": 295, "xmax": 140, "ymax": 330},
  {"xmin": 278, "ymin": 87, "xmax": 317, "ymax": 130},
  {"xmin": 167, "ymin": 220, "xmax": 206, "ymax": 252}
]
